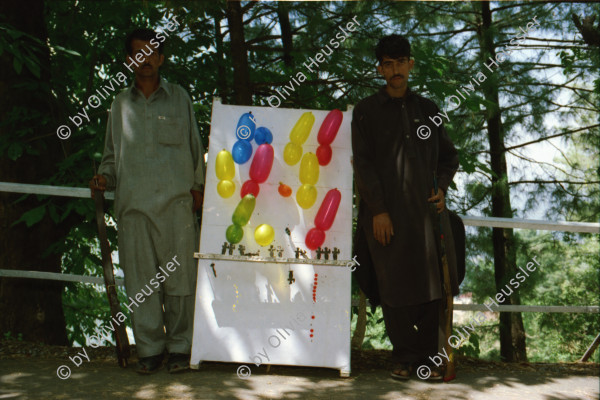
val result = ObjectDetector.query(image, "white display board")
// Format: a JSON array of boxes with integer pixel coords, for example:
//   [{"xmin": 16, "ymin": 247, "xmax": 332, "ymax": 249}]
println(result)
[{"xmin": 190, "ymin": 98, "xmax": 353, "ymax": 376}]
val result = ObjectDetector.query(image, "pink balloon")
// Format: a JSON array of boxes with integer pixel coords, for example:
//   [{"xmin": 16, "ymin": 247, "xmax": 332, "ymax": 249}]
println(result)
[
  {"xmin": 249, "ymin": 144, "xmax": 274, "ymax": 183},
  {"xmin": 317, "ymin": 109, "xmax": 343, "ymax": 146},
  {"xmin": 241, "ymin": 180, "xmax": 260, "ymax": 198},
  {"xmin": 316, "ymin": 144, "xmax": 332, "ymax": 166},
  {"xmin": 314, "ymin": 189, "xmax": 341, "ymax": 231},
  {"xmin": 305, "ymin": 228, "xmax": 326, "ymax": 250}
]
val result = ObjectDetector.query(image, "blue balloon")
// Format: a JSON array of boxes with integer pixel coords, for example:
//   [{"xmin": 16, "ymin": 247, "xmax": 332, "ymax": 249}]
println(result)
[
  {"xmin": 236, "ymin": 112, "xmax": 256, "ymax": 141},
  {"xmin": 254, "ymin": 127, "xmax": 273, "ymax": 145},
  {"xmin": 232, "ymin": 140, "xmax": 253, "ymax": 164}
]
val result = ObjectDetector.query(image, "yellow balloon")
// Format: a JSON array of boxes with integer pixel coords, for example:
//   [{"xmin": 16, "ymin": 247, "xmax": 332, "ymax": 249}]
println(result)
[
  {"xmin": 254, "ymin": 224, "xmax": 275, "ymax": 247},
  {"xmin": 289, "ymin": 112, "xmax": 315, "ymax": 144},
  {"xmin": 217, "ymin": 180, "xmax": 235, "ymax": 198},
  {"xmin": 283, "ymin": 142, "xmax": 303, "ymax": 166},
  {"xmin": 299, "ymin": 152, "xmax": 319, "ymax": 185},
  {"xmin": 296, "ymin": 184, "xmax": 317, "ymax": 209},
  {"xmin": 215, "ymin": 149, "xmax": 235, "ymax": 181}
]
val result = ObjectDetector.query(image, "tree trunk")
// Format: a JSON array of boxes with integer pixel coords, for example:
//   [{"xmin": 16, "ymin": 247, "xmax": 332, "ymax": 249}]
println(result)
[
  {"xmin": 351, "ymin": 290, "xmax": 367, "ymax": 350},
  {"xmin": 0, "ymin": 0, "xmax": 69, "ymax": 345},
  {"xmin": 277, "ymin": 2, "xmax": 294, "ymax": 68},
  {"xmin": 225, "ymin": 1, "xmax": 252, "ymax": 105},
  {"xmin": 213, "ymin": 14, "xmax": 228, "ymax": 100},
  {"xmin": 478, "ymin": 1, "xmax": 527, "ymax": 362}
]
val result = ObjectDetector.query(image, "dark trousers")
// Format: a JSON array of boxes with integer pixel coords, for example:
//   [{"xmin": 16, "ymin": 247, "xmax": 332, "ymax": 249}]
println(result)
[{"xmin": 381, "ymin": 299, "xmax": 441, "ymax": 364}]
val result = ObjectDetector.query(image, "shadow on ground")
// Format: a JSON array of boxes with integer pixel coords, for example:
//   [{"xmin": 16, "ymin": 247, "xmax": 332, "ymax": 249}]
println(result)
[{"xmin": 1, "ymin": 340, "xmax": 598, "ymax": 399}]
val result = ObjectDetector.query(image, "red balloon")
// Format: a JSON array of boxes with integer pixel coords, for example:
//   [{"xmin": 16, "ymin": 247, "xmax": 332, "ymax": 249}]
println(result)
[
  {"xmin": 317, "ymin": 109, "xmax": 343, "ymax": 146},
  {"xmin": 305, "ymin": 228, "xmax": 326, "ymax": 250},
  {"xmin": 249, "ymin": 144, "xmax": 274, "ymax": 183},
  {"xmin": 241, "ymin": 180, "xmax": 260, "ymax": 198},
  {"xmin": 314, "ymin": 189, "xmax": 341, "ymax": 231},
  {"xmin": 316, "ymin": 144, "xmax": 332, "ymax": 166}
]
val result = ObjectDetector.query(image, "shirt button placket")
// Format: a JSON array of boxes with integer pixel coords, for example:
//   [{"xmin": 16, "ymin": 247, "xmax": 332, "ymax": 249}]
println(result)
[
  {"xmin": 145, "ymin": 103, "xmax": 153, "ymax": 157},
  {"xmin": 401, "ymin": 102, "xmax": 409, "ymax": 139}
]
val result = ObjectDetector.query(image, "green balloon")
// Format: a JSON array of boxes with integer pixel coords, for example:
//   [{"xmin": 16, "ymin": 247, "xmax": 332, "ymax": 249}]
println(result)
[
  {"xmin": 226, "ymin": 224, "xmax": 244, "ymax": 244},
  {"xmin": 232, "ymin": 194, "xmax": 256, "ymax": 226}
]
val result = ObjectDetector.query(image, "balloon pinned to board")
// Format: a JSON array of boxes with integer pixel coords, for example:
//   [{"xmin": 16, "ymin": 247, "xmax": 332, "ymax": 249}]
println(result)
[
  {"xmin": 283, "ymin": 142, "xmax": 303, "ymax": 166},
  {"xmin": 249, "ymin": 144, "xmax": 274, "ymax": 183},
  {"xmin": 314, "ymin": 188, "xmax": 341, "ymax": 231},
  {"xmin": 236, "ymin": 112, "xmax": 256, "ymax": 141},
  {"xmin": 295, "ymin": 152, "xmax": 319, "ymax": 209},
  {"xmin": 254, "ymin": 127, "xmax": 273, "ymax": 145},
  {"xmin": 316, "ymin": 145, "xmax": 333, "ymax": 166},
  {"xmin": 215, "ymin": 149, "xmax": 236, "ymax": 198},
  {"xmin": 254, "ymin": 224, "xmax": 275, "ymax": 246},
  {"xmin": 305, "ymin": 188, "xmax": 341, "ymax": 250},
  {"xmin": 296, "ymin": 183, "xmax": 317, "ymax": 209},
  {"xmin": 299, "ymin": 152, "xmax": 319, "ymax": 185},
  {"xmin": 241, "ymin": 144, "xmax": 274, "ymax": 198},
  {"xmin": 232, "ymin": 194, "xmax": 256, "ymax": 226},
  {"xmin": 316, "ymin": 109, "xmax": 343, "ymax": 166},
  {"xmin": 305, "ymin": 228, "xmax": 326, "ymax": 251},
  {"xmin": 217, "ymin": 180, "xmax": 235, "ymax": 198},
  {"xmin": 232, "ymin": 139, "xmax": 253, "ymax": 164},
  {"xmin": 226, "ymin": 194, "xmax": 256, "ymax": 244},
  {"xmin": 278, "ymin": 182, "xmax": 292, "ymax": 197},
  {"xmin": 283, "ymin": 112, "xmax": 315, "ymax": 165},
  {"xmin": 317, "ymin": 109, "xmax": 343, "ymax": 145},
  {"xmin": 226, "ymin": 224, "xmax": 244, "ymax": 244},
  {"xmin": 241, "ymin": 180, "xmax": 260, "ymax": 198}
]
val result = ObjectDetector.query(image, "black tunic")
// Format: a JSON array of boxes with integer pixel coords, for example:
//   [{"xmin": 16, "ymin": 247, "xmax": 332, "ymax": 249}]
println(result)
[{"xmin": 351, "ymin": 86, "xmax": 460, "ymax": 307}]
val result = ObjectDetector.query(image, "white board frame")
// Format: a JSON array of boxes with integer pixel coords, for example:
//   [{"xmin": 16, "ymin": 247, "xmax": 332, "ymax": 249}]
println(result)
[{"xmin": 190, "ymin": 98, "xmax": 354, "ymax": 377}]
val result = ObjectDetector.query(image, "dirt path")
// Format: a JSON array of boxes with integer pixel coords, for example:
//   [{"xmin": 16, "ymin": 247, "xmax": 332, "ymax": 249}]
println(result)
[{"xmin": 1, "ymin": 340, "xmax": 598, "ymax": 399}]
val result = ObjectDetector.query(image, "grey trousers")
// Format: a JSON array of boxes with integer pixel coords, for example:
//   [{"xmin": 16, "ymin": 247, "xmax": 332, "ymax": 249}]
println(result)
[
  {"xmin": 118, "ymin": 212, "xmax": 198, "ymax": 358},
  {"xmin": 129, "ymin": 292, "xmax": 195, "ymax": 358}
]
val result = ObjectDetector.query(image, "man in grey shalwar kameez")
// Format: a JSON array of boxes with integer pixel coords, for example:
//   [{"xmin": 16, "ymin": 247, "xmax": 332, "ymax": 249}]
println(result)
[
  {"xmin": 352, "ymin": 35, "xmax": 459, "ymax": 380},
  {"xmin": 90, "ymin": 28, "xmax": 205, "ymax": 374}
]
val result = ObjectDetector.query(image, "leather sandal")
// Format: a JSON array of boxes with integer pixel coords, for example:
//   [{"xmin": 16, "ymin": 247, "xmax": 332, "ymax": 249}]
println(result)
[
  {"xmin": 167, "ymin": 353, "xmax": 190, "ymax": 374},
  {"xmin": 390, "ymin": 362, "xmax": 411, "ymax": 380},
  {"xmin": 427, "ymin": 365, "xmax": 443, "ymax": 381},
  {"xmin": 135, "ymin": 353, "xmax": 164, "ymax": 375}
]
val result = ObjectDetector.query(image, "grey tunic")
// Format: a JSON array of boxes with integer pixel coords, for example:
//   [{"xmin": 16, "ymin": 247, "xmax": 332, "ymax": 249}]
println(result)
[
  {"xmin": 352, "ymin": 86, "xmax": 459, "ymax": 307},
  {"xmin": 98, "ymin": 78, "xmax": 205, "ymax": 297}
]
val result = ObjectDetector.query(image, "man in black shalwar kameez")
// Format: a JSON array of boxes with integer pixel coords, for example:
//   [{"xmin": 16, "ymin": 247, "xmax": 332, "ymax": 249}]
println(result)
[{"xmin": 351, "ymin": 35, "xmax": 459, "ymax": 380}]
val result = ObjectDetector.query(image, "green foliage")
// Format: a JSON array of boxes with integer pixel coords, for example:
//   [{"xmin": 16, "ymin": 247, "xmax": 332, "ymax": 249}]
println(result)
[
  {"xmin": 55, "ymin": 203, "xmax": 123, "ymax": 345},
  {"xmin": 455, "ymin": 327, "xmax": 481, "ymax": 358},
  {"xmin": 3, "ymin": 331, "xmax": 24, "ymax": 341},
  {"xmin": 0, "ymin": 21, "xmax": 45, "ymax": 78},
  {"xmin": 350, "ymin": 305, "xmax": 391, "ymax": 351}
]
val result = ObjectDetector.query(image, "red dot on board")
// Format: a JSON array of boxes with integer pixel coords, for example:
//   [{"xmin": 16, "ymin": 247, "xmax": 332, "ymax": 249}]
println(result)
[
  {"xmin": 311, "ymin": 316, "xmax": 315, "ymax": 319},
  {"xmin": 310, "ymin": 334, "xmax": 314, "ymax": 337},
  {"xmin": 315, "ymin": 274, "xmax": 318, "ymax": 277},
  {"xmin": 310, "ymin": 329, "xmax": 314, "ymax": 332}
]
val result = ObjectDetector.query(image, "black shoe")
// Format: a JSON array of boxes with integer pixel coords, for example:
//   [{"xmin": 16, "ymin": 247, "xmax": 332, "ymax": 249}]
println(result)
[
  {"xmin": 136, "ymin": 353, "xmax": 164, "ymax": 375},
  {"xmin": 167, "ymin": 353, "xmax": 190, "ymax": 374}
]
